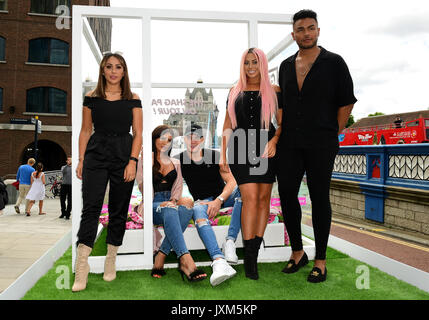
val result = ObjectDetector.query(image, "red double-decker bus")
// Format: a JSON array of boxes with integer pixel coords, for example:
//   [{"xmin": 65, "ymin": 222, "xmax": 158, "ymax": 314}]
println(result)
[{"xmin": 339, "ymin": 117, "xmax": 429, "ymax": 146}]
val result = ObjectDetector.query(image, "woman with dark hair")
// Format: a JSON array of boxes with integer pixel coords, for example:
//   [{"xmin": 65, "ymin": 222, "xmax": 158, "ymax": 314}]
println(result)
[
  {"xmin": 25, "ymin": 162, "xmax": 46, "ymax": 216},
  {"xmin": 221, "ymin": 47, "xmax": 282, "ymax": 280},
  {"xmin": 144, "ymin": 125, "xmax": 207, "ymax": 282},
  {"xmin": 73, "ymin": 52, "xmax": 142, "ymax": 292}
]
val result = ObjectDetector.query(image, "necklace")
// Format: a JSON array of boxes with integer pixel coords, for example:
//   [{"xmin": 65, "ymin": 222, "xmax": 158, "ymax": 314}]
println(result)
[{"xmin": 297, "ymin": 63, "xmax": 313, "ymax": 77}]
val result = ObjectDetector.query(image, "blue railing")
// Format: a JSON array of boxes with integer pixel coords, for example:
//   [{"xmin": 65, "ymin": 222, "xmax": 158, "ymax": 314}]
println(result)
[{"xmin": 332, "ymin": 144, "xmax": 429, "ymax": 222}]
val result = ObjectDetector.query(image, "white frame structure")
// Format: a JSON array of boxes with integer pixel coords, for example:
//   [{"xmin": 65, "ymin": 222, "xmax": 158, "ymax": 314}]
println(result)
[{"xmin": 72, "ymin": 5, "xmax": 294, "ymax": 272}]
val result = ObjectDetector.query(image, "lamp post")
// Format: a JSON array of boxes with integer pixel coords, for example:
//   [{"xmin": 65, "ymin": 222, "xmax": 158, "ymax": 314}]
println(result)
[
  {"xmin": 213, "ymin": 106, "xmax": 219, "ymax": 148},
  {"xmin": 33, "ymin": 116, "xmax": 41, "ymax": 163},
  {"xmin": 34, "ymin": 116, "xmax": 39, "ymax": 163}
]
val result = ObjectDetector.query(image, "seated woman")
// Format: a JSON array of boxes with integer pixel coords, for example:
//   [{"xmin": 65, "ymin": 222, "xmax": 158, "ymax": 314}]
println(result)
[{"xmin": 139, "ymin": 125, "xmax": 207, "ymax": 282}]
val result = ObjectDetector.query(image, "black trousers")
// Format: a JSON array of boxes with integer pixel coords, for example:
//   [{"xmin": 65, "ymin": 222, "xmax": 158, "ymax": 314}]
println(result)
[
  {"xmin": 277, "ymin": 146, "xmax": 338, "ymax": 260},
  {"xmin": 60, "ymin": 184, "xmax": 71, "ymax": 217},
  {"xmin": 77, "ymin": 160, "xmax": 134, "ymax": 248}
]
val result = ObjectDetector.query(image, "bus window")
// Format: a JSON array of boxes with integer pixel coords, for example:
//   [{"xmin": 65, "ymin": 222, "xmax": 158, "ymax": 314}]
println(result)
[
  {"xmin": 425, "ymin": 119, "xmax": 429, "ymax": 127},
  {"xmin": 406, "ymin": 120, "xmax": 419, "ymax": 127}
]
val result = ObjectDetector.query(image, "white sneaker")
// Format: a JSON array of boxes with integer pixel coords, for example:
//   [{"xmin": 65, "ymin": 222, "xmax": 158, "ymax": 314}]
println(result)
[
  {"xmin": 210, "ymin": 258, "xmax": 237, "ymax": 286},
  {"xmin": 223, "ymin": 239, "xmax": 238, "ymax": 264}
]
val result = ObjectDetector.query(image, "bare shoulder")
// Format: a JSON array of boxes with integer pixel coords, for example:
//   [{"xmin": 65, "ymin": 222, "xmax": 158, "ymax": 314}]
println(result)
[
  {"xmin": 132, "ymin": 92, "xmax": 141, "ymax": 100},
  {"xmin": 85, "ymin": 89, "xmax": 95, "ymax": 97},
  {"xmin": 272, "ymin": 84, "xmax": 281, "ymax": 93}
]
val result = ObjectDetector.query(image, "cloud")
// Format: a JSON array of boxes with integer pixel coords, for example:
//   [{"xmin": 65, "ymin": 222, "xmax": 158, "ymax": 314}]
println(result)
[{"xmin": 368, "ymin": 12, "xmax": 429, "ymax": 37}]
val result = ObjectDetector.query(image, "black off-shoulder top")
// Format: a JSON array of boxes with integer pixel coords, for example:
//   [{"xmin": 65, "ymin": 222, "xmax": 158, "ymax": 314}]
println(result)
[{"xmin": 83, "ymin": 96, "xmax": 142, "ymax": 135}]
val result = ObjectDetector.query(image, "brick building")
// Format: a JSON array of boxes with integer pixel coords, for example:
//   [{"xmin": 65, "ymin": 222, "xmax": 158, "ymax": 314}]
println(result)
[{"xmin": 0, "ymin": 0, "xmax": 110, "ymax": 177}]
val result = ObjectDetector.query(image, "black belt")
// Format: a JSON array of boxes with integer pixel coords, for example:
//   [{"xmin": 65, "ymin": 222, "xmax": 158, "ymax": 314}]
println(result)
[{"xmin": 93, "ymin": 131, "xmax": 130, "ymax": 137}]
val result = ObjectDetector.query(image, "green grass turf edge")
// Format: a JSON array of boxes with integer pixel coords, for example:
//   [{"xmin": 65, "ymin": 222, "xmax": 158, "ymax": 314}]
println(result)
[{"xmin": 22, "ymin": 244, "xmax": 429, "ymax": 300}]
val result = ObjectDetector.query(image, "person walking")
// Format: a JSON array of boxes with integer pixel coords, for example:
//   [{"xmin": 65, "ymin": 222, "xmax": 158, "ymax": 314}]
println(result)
[
  {"xmin": 14, "ymin": 158, "xmax": 35, "ymax": 214},
  {"xmin": 277, "ymin": 9, "xmax": 357, "ymax": 283},
  {"xmin": 25, "ymin": 162, "xmax": 46, "ymax": 216},
  {"xmin": 73, "ymin": 52, "xmax": 143, "ymax": 292},
  {"xmin": 59, "ymin": 156, "xmax": 72, "ymax": 219}
]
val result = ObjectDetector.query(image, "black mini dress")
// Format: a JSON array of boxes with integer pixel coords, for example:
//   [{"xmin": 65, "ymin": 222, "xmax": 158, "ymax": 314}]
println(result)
[
  {"xmin": 227, "ymin": 91, "xmax": 281, "ymax": 185},
  {"xmin": 83, "ymin": 96, "xmax": 142, "ymax": 170}
]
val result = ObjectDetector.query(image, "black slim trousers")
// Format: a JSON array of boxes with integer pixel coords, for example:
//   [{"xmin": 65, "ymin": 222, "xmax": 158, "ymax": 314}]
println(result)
[
  {"xmin": 77, "ymin": 160, "xmax": 134, "ymax": 248},
  {"xmin": 277, "ymin": 146, "xmax": 338, "ymax": 260},
  {"xmin": 60, "ymin": 184, "xmax": 72, "ymax": 217}
]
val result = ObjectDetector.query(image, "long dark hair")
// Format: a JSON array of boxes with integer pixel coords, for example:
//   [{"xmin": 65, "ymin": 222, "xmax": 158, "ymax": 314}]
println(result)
[
  {"xmin": 35, "ymin": 162, "xmax": 43, "ymax": 178},
  {"xmin": 92, "ymin": 53, "xmax": 133, "ymax": 100},
  {"xmin": 152, "ymin": 125, "xmax": 174, "ymax": 181}
]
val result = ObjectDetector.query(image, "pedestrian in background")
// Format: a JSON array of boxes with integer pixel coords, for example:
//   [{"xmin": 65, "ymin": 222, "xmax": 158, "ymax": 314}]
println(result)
[
  {"xmin": 14, "ymin": 158, "xmax": 36, "ymax": 214},
  {"xmin": 25, "ymin": 162, "xmax": 46, "ymax": 216},
  {"xmin": 60, "ymin": 156, "xmax": 72, "ymax": 219},
  {"xmin": 0, "ymin": 177, "xmax": 8, "ymax": 214}
]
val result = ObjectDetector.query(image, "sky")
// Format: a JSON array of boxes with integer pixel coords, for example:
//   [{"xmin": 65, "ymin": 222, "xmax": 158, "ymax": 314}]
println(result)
[{"xmin": 81, "ymin": 0, "xmax": 429, "ymax": 128}]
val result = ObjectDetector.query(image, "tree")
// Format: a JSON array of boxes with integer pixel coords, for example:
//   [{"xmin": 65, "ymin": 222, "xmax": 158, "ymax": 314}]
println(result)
[
  {"xmin": 346, "ymin": 114, "xmax": 355, "ymax": 128},
  {"xmin": 368, "ymin": 112, "xmax": 385, "ymax": 117}
]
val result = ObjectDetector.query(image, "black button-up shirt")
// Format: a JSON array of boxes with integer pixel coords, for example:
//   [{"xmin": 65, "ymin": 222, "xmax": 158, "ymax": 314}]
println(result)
[{"xmin": 278, "ymin": 46, "xmax": 357, "ymax": 149}]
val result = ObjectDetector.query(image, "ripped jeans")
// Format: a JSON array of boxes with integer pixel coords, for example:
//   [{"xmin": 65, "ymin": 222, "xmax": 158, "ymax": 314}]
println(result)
[
  {"xmin": 158, "ymin": 187, "xmax": 242, "ymax": 260},
  {"xmin": 180, "ymin": 186, "xmax": 243, "ymax": 260},
  {"xmin": 153, "ymin": 191, "xmax": 193, "ymax": 258},
  {"xmin": 193, "ymin": 186, "xmax": 242, "ymax": 259}
]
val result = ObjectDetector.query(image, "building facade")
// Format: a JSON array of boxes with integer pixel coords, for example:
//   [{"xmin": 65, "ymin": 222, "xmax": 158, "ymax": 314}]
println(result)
[{"xmin": 0, "ymin": 0, "xmax": 110, "ymax": 177}]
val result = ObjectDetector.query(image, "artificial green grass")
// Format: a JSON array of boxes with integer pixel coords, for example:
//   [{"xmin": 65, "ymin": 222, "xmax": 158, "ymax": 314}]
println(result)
[{"xmin": 22, "ymin": 243, "xmax": 429, "ymax": 300}]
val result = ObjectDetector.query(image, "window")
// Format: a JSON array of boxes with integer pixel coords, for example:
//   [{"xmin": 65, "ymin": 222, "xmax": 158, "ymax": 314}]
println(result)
[
  {"xmin": 26, "ymin": 87, "xmax": 67, "ymax": 114},
  {"xmin": 0, "ymin": 36, "xmax": 5, "ymax": 61},
  {"xmin": 28, "ymin": 38, "xmax": 69, "ymax": 65},
  {"xmin": 425, "ymin": 120, "xmax": 429, "ymax": 128},
  {"xmin": 0, "ymin": 0, "xmax": 7, "ymax": 11},
  {"xmin": 30, "ymin": 0, "xmax": 70, "ymax": 15},
  {"xmin": 406, "ymin": 120, "xmax": 419, "ymax": 128},
  {"xmin": 0, "ymin": 87, "xmax": 3, "ymax": 112}
]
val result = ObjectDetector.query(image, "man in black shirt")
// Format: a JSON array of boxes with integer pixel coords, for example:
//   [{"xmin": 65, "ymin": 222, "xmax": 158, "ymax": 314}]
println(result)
[
  {"xmin": 277, "ymin": 9, "xmax": 357, "ymax": 283},
  {"xmin": 60, "ymin": 156, "xmax": 72, "ymax": 219},
  {"xmin": 175, "ymin": 124, "xmax": 243, "ymax": 286}
]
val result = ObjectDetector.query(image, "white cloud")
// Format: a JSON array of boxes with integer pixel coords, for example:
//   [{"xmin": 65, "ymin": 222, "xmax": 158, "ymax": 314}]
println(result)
[{"xmin": 368, "ymin": 12, "xmax": 429, "ymax": 37}]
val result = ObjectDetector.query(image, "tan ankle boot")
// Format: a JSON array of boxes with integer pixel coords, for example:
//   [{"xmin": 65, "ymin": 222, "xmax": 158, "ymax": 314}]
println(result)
[
  {"xmin": 103, "ymin": 244, "xmax": 119, "ymax": 282},
  {"xmin": 72, "ymin": 243, "xmax": 92, "ymax": 292}
]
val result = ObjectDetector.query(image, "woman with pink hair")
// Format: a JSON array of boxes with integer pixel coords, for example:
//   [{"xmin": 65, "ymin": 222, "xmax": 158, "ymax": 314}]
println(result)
[{"xmin": 221, "ymin": 47, "xmax": 282, "ymax": 280}]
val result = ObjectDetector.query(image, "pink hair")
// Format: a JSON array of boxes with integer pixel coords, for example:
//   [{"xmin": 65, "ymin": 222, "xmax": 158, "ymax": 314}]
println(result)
[{"xmin": 227, "ymin": 48, "xmax": 278, "ymax": 129}]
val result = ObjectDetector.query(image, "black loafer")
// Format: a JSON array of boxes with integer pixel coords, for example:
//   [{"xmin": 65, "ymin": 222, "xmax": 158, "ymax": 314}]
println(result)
[
  {"xmin": 282, "ymin": 251, "xmax": 309, "ymax": 274},
  {"xmin": 307, "ymin": 267, "xmax": 327, "ymax": 283}
]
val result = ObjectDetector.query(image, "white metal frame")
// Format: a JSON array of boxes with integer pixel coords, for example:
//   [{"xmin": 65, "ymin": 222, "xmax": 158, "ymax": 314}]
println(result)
[{"xmin": 72, "ymin": 5, "xmax": 293, "ymax": 272}]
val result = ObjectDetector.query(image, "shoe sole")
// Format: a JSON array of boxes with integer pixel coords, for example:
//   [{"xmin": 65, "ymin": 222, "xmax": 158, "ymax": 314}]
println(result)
[
  {"xmin": 225, "ymin": 257, "xmax": 238, "ymax": 265},
  {"xmin": 210, "ymin": 271, "xmax": 236, "ymax": 287}
]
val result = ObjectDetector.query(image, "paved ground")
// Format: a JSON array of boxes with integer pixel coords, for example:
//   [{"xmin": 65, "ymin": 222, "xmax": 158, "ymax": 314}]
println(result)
[
  {"xmin": 0, "ymin": 199, "xmax": 71, "ymax": 293},
  {"xmin": 303, "ymin": 211, "xmax": 429, "ymax": 273}
]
